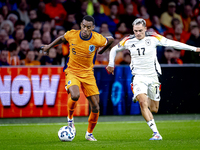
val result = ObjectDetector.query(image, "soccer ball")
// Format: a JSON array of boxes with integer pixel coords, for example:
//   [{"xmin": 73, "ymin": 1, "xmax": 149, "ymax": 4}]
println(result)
[{"xmin": 58, "ymin": 126, "xmax": 75, "ymax": 142}]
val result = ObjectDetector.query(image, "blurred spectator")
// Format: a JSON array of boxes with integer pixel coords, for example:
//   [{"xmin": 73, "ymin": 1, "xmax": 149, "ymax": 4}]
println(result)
[
  {"xmin": 93, "ymin": 1, "xmax": 116, "ymax": 33},
  {"xmin": 63, "ymin": 14, "xmax": 77, "ymax": 31},
  {"xmin": 41, "ymin": 47, "xmax": 58, "ymax": 65},
  {"xmin": 42, "ymin": 21, "xmax": 51, "ymax": 33},
  {"xmin": 26, "ymin": 18, "xmax": 42, "ymax": 42},
  {"xmin": 191, "ymin": 0, "xmax": 200, "ymax": 18},
  {"xmin": 21, "ymin": 50, "xmax": 40, "ymax": 65},
  {"xmin": 37, "ymin": 1, "xmax": 50, "ymax": 22},
  {"xmin": 182, "ymin": 25, "xmax": 200, "ymax": 63},
  {"xmin": 119, "ymin": 50, "xmax": 131, "ymax": 65},
  {"xmin": 0, "ymin": 20, "xmax": 14, "ymax": 38},
  {"xmin": 160, "ymin": 47, "xmax": 183, "ymax": 64},
  {"xmin": 119, "ymin": 4, "xmax": 137, "ymax": 32},
  {"xmin": 118, "ymin": 0, "xmax": 139, "ymax": 16},
  {"xmin": 174, "ymin": 24, "xmax": 190, "ymax": 43},
  {"xmin": 0, "ymin": 0, "xmax": 18, "ymax": 12},
  {"xmin": 7, "ymin": 13, "xmax": 18, "ymax": 26},
  {"xmin": 45, "ymin": 0, "xmax": 67, "ymax": 26},
  {"xmin": 7, "ymin": 42, "xmax": 20, "ymax": 65},
  {"xmin": 99, "ymin": 22, "xmax": 112, "ymax": 36},
  {"xmin": 13, "ymin": 28, "xmax": 25, "ymax": 45},
  {"xmin": 18, "ymin": 39, "xmax": 30, "ymax": 60},
  {"xmin": 48, "ymin": 47, "xmax": 58, "ymax": 65},
  {"xmin": 55, "ymin": 44, "xmax": 63, "ymax": 65},
  {"xmin": 14, "ymin": 20, "xmax": 25, "ymax": 31},
  {"xmin": 0, "ymin": 29, "xmax": 9, "ymax": 49},
  {"xmin": 181, "ymin": 4, "xmax": 193, "ymax": 32},
  {"xmin": 57, "ymin": 29, "xmax": 66, "ymax": 38},
  {"xmin": 71, "ymin": 23, "xmax": 80, "ymax": 30},
  {"xmin": 33, "ymin": 38, "xmax": 42, "ymax": 50},
  {"xmin": 137, "ymin": 5, "xmax": 152, "ymax": 28},
  {"xmin": 42, "ymin": 31, "xmax": 52, "ymax": 45},
  {"xmin": 165, "ymin": 31, "xmax": 174, "ymax": 40},
  {"xmin": 0, "ymin": 14, "xmax": 4, "ymax": 26},
  {"xmin": 146, "ymin": 0, "xmax": 164, "ymax": 17},
  {"xmin": 109, "ymin": 1, "xmax": 119, "ymax": 25},
  {"xmin": 24, "ymin": 9, "xmax": 38, "ymax": 34},
  {"xmin": 75, "ymin": 0, "xmax": 88, "ymax": 25},
  {"xmin": 1, "ymin": 5, "xmax": 9, "ymax": 19},
  {"xmin": 150, "ymin": 15, "xmax": 166, "ymax": 35},
  {"xmin": 0, "ymin": 49, "xmax": 9, "ymax": 66},
  {"xmin": 196, "ymin": 15, "xmax": 200, "ymax": 30},
  {"xmin": 16, "ymin": 0, "xmax": 30, "ymax": 25},
  {"xmin": 115, "ymin": 21, "xmax": 129, "ymax": 39},
  {"xmin": 40, "ymin": 55, "xmax": 53, "ymax": 65},
  {"xmin": 160, "ymin": 1, "xmax": 183, "ymax": 29},
  {"xmin": 101, "ymin": 0, "xmax": 111, "ymax": 16},
  {"xmin": 32, "ymin": 38, "xmax": 43, "ymax": 61}
]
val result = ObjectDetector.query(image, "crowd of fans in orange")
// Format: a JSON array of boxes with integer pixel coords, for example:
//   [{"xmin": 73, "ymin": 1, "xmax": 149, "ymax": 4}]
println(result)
[{"xmin": 0, "ymin": 0, "xmax": 200, "ymax": 66}]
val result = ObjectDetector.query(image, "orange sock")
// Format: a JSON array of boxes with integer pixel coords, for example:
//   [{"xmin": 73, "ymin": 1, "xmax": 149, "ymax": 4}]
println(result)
[
  {"xmin": 87, "ymin": 111, "xmax": 99, "ymax": 133},
  {"xmin": 67, "ymin": 97, "xmax": 78, "ymax": 119}
]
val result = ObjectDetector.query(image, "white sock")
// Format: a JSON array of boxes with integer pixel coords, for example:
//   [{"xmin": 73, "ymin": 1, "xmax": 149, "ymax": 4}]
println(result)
[
  {"xmin": 67, "ymin": 117, "xmax": 73, "ymax": 122},
  {"xmin": 86, "ymin": 131, "xmax": 92, "ymax": 135},
  {"xmin": 147, "ymin": 119, "xmax": 159, "ymax": 133}
]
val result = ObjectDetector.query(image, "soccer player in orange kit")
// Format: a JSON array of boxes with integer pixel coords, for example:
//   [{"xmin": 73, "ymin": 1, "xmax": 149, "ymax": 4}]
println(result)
[{"xmin": 42, "ymin": 15, "xmax": 114, "ymax": 141}]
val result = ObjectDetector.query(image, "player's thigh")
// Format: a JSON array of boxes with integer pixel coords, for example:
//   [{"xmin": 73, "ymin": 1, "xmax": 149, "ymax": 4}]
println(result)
[
  {"xmin": 65, "ymin": 73, "xmax": 81, "ymax": 95},
  {"xmin": 148, "ymin": 76, "xmax": 161, "ymax": 101},
  {"xmin": 81, "ymin": 75, "xmax": 99, "ymax": 97},
  {"xmin": 132, "ymin": 76, "xmax": 148, "ymax": 100}
]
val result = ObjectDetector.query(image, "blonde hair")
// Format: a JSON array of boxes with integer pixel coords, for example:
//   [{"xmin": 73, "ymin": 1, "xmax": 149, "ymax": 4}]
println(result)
[{"xmin": 132, "ymin": 18, "xmax": 146, "ymax": 27}]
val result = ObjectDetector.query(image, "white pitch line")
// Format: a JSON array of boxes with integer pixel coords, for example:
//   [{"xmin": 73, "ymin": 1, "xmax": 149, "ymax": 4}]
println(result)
[{"xmin": 0, "ymin": 120, "xmax": 199, "ymax": 127}]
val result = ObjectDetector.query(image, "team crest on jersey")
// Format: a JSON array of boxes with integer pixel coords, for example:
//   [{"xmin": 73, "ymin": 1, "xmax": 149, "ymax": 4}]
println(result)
[
  {"xmin": 145, "ymin": 39, "xmax": 151, "ymax": 46},
  {"xmin": 68, "ymin": 80, "xmax": 71, "ymax": 85},
  {"xmin": 89, "ymin": 45, "xmax": 95, "ymax": 52}
]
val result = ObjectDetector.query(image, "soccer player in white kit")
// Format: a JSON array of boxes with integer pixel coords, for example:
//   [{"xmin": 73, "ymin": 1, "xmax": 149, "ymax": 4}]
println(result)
[{"xmin": 106, "ymin": 18, "xmax": 200, "ymax": 140}]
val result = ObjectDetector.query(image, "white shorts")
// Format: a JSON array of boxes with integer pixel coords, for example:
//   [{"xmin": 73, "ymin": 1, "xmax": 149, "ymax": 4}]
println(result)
[{"xmin": 131, "ymin": 75, "xmax": 161, "ymax": 101}]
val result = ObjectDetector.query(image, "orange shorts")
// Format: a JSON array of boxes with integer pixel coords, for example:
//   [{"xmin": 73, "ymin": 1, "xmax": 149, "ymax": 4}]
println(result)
[{"xmin": 65, "ymin": 72, "xmax": 99, "ymax": 97}]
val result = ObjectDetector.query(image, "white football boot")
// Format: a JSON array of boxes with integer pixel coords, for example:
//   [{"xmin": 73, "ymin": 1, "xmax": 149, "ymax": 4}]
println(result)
[
  {"xmin": 85, "ymin": 132, "xmax": 97, "ymax": 141},
  {"xmin": 149, "ymin": 132, "xmax": 162, "ymax": 140},
  {"xmin": 68, "ymin": 118, "xmax": 76, "ymax": 135}
]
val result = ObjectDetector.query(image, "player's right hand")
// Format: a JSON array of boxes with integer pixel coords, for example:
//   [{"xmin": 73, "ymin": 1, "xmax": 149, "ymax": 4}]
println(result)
[{"xmin": 106, "ymin": 66, "xmax": 114, "ymax": 75}]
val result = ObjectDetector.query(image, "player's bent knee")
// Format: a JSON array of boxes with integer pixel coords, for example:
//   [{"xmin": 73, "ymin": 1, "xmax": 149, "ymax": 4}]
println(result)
[
  {"xmin": 71, "ymin": 93, "xmax": 80, "ymax": 101},
  {"xmin": 91, "ymin": 105, "xmax": 99, "ymax": 113}
]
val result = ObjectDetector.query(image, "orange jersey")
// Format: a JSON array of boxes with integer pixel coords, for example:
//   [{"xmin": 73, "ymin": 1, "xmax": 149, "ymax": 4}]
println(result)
[{"xmin": 64, "ymin": 30, "xmax": 107, "ymax": 77}]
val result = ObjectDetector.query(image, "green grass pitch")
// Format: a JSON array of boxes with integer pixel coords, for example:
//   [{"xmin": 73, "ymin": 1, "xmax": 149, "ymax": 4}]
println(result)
[{"xmin": 0, "ymin": 120, "xmax": 200, "ymax": 150}]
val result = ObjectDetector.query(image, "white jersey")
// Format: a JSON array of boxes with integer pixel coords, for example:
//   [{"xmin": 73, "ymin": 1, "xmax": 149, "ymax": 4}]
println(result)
[{"xmin": 108, "ymin": 32, "xmax": 197, "ymax": 76}]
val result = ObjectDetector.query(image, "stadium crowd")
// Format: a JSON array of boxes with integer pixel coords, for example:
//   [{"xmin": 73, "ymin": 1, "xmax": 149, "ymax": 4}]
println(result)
[{"xmin": 0, "ymin": 0, "xmax": 200, "ymax": 66}]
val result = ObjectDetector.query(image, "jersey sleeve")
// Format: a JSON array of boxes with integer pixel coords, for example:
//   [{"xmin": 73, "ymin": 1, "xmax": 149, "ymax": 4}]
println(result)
[
  {"xmin": 108, "ymin": 37, "xmax": 127, "ymax": 67},
  {"xmin": 97, "ymin": 34, "xmax": 108, "ymax": 47},
  {"xmin": 63, "ymin": 30, "xmax": 71, "ymax": 41},
  {"xmin": 153, "ymin": 33, "xmax": 197, "ymax": 51}
]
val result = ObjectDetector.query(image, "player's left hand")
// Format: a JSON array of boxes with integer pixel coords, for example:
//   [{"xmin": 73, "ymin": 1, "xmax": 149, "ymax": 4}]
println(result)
[
  {"xmin": 196, "ymin": 48, "xmax": 200, "ymax": 52},
  {"xmin": 40, "ymin": 45, "xmax": 50, "ymax": 52},
  {"xmin": 106, "ymin": 66, "xmax": 114, "ymax": 75}
]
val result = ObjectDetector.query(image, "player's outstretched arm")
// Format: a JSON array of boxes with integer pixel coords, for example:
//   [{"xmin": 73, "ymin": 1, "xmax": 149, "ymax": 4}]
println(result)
[
  {"xmin": 41, "ymin": 35, "xmax": 67, "ymax": 52},
  {"xmin": 98, "ymin": 36, "xmax": 114, "ymax": 54}
]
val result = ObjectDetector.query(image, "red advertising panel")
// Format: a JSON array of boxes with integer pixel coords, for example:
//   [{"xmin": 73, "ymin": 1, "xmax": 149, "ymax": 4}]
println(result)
[{"xmin": 0, "ymin": 67, "xmax": 89, "ymax": 118}]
